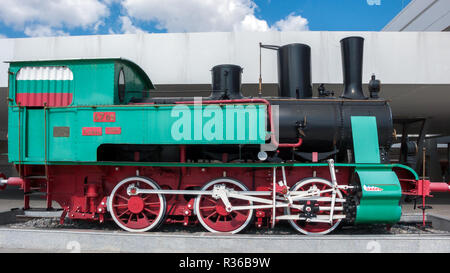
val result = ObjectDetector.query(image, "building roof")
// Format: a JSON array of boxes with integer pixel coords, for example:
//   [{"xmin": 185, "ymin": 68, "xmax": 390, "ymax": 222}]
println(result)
[{"xmin": 383, "ymin": 0, "xmax": 450, "ymax": 31}]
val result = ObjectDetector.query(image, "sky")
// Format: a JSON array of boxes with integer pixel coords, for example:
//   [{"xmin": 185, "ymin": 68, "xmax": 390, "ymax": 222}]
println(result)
[{"xmin": 0, "ymin": 0, "xmax": 412, "ymax": 38}]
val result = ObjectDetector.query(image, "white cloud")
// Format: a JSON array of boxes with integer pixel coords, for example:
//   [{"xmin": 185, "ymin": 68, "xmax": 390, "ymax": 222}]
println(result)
[
  {"xmin": 120, "ymin": 0, "xmax": 308, "ymax": 33},
  {"xmin": 273, "ymin": 13, "xmax": 309, "ymax": 31},
  {"xmin": 24, "ymin": 25, "xmax": 69, "ymax": 37},
  {"xmin": 0, "ymin": 34, "xmax": 7, "ymax": 39},
  {"xmin": 235, "ymin": 14, "xmax": 270, "ymax": 32},
  {"xmin": 103, "ymin": 0, "xmax": 121, "ymax": 4},
  {"xmin": 0, "ymin": 0, "xmax": 109, "ymax": 36},
  {"xmin": 93, "ymin": 21, "xmax": 105, "ymax": 33},
  {"xmin": 108, "ymin": 16, "xmax": 146, "ymax": 34},
  {"xmin": 119, "ymin": 16, "xmax": 146, "ymax": 34},
  {"xmin": 121, "ymin": 0, "xmax": 269, "ymax": 32},
  {"xmin": 0, "ymin": 0, "xmax": 309, "ymax": 37}
]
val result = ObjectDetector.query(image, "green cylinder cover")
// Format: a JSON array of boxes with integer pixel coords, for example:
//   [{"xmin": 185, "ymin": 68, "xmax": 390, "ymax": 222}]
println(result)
[{"xmin": 355, "ymin": 167, "xmax": 402, "ymax": 224}]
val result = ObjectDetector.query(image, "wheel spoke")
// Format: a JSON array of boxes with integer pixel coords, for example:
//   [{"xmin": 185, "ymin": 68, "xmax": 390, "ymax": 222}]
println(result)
[
  {"xmin": 116, "ymin": 194, "xmax": 129, "ymax": 201},
  {"xmin": 144, "ymin": 202, "xmax": 161, "ymax": 206},
  {"xmin": 141, "ymin": 212, "xmax": 149, "ymax": 221},
  {"xmin": 204, "ymin": 197, "xmax": 218, "ymax": 204},
  {"xmin": 205, "ymin": 211, "xmax": 217, "ymax": 220},
  {"xmin": 118, "ymin": 209, "xmax": 130, "ymax": 218},
  {"xmin": 144, "ymin": 207, "xmax": 159, "ymax": 215},
  {"xmin": 127, "ymin": 213, "xmax": 134, "ymax": 223},
  {"xmin": 199, "ymin": 206, "xmax": 216, "ymax": 210}
]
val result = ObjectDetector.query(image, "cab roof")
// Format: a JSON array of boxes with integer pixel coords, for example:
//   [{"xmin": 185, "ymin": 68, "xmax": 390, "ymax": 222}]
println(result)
[{"xmin": 6, "ymin": 57, "xmax": 155, "ymax": 90}]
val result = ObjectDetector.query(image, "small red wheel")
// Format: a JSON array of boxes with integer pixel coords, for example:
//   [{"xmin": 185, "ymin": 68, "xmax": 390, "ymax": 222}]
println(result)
[
  {"xmin": 195, "ymin": 178, "xmax": 253, "ymax": 234},
  {"xmin": 286, "ymin": 178, "xmax": 344, "ymax": 235},
  {"xmin": 108, "ymin": 177, "xmax": 166, "ymax": 232}
]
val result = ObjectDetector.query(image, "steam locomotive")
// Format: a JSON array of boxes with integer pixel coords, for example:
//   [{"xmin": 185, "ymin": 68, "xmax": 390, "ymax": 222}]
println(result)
[{"xmin": 1, "ymin": 36, "xmax": 448, "ymax": 234}]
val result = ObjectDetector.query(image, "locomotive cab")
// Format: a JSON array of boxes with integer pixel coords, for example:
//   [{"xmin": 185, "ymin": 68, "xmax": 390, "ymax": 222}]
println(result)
[{"xmin": 7, "ymin": 58, "xmax": 154, "ymax": 107}]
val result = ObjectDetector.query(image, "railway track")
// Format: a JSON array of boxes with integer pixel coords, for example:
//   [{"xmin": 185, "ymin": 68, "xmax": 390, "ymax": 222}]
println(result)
[
  {"xmin": 0, "ymin": 226, "xmax": 449, "ymax": 253},
  {"xmin": 0, "ymin": 209, "xmax": 448, "ymax": 253}
]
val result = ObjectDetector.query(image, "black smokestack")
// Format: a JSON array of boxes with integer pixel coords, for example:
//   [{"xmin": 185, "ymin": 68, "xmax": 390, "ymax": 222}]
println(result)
[
  {"xmin": 278, "ymin": 43, "xmax": 312, "ymax": 99},
  {"xmin": 340, "ymin": 36, "xmax": 366, "ymax": 99},
  {"xmin": 210, "ymin": 64, "xmax": 243, "ymax": 100}
]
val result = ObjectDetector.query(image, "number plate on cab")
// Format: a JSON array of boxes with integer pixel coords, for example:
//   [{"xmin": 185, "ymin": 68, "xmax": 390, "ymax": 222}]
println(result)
[{"xmin": 94, "ymin": 112, "xmax": 116, "ymax": 122}]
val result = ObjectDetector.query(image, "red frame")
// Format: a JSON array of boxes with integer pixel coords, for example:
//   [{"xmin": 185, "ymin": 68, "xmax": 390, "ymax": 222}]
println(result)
[{"xmin": 9, "ymin": 162, "xmax": 445, "ymax": 228}]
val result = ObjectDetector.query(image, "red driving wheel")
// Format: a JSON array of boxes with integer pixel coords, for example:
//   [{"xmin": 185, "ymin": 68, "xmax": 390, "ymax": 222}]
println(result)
[
  {"xmin": 108, "ymin": 177, "xmax": 166, "ymax": 232},
  {"xmin": 286, "ymin": 178, "xmax": 344, "ymax": 235},
  {"xmin": 195, "ymin": 178, "xmax": 253, "ymax": 234}
]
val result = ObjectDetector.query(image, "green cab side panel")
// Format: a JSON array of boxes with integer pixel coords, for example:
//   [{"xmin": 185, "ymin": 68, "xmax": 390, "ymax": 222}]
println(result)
[
  {"xmin": 8, "ymin": 104, "xmax": 267, "ymax": 163},
  {"xmin": 351, "ymin": 116, "xmax": 402, "ymax": 224}
]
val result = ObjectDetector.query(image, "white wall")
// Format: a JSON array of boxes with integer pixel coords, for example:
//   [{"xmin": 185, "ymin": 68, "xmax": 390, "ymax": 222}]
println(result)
[{"xmin": 0, "ymin": 31, "xmax": 449, "ymax": 87}]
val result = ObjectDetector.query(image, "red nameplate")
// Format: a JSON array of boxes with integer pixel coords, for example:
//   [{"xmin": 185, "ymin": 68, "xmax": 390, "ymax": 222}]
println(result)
[
  {"xmin": 82, "ymin": 127, "xmax": 102, "ymax": 136},
  {"xmin": 94, "ymin": 112, "xmax": 116, "ymax": 122},
  {"xmin": 105, "ymin": 127, "xmax": 122, "ymax": 135}
]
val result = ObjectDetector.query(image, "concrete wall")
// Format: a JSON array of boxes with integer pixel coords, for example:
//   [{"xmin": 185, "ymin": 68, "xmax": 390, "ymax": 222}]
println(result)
[{"xmin": 0, "ymin": 31, "xmax": 449, "ymax": 88}]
